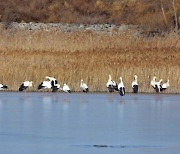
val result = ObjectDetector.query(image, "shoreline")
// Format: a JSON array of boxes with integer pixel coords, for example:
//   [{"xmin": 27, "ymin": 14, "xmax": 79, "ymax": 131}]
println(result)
[{"xmin": 0, "ymin": 90, "xmax": 179, "ymax": 95}]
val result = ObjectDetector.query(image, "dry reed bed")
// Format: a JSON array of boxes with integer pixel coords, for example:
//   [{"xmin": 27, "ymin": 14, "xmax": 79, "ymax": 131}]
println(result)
[{"xmin": 0, "ymin": 28, "xmax": 180, "ymax": 93}]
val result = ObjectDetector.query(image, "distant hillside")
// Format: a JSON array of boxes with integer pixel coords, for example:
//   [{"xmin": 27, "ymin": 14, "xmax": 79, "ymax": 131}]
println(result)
[{"xmin": 0, "ymin": 0, "xmax": 179, "ymax": 31}]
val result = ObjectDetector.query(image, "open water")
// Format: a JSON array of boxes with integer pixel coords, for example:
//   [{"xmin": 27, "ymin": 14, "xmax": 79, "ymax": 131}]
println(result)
[{"xmin": 0, "ymin": 92, "xmax": 180, "ymax": 154}]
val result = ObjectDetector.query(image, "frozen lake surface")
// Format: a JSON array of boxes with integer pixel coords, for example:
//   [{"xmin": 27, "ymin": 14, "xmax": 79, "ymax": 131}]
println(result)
[{"xmin": 0, "ymin": 92, "xmax": 180, "ymax": 154}]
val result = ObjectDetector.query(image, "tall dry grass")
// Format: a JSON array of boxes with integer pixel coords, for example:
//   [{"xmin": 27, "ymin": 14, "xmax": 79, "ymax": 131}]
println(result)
[{"xmin": 0, "ymin": 27, "xmax": 180, "ymax": 93}]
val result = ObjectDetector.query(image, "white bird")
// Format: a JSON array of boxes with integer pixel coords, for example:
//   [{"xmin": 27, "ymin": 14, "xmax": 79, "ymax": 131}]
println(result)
[
  {"xmin": 154, "ymin": 79, "xmax": 163, "ymax": 93},
  {"xmin": 151, "ymin": 76, "xmax": 157, "ymax": 89},
  {"xmin": 19, "ymin": 81, "xmax": 33, "ymax": 91},
  {"xmin": 118, "ymin": 77, "xmax": 125, "ymax": 96},
  {"xmin": 45, "ymin": 76, "xmax": 60, "ymax": 92},
  {"xmin": 80, "ymin": 80, "xmax": 89, "ymax": 93},
  {"xmin": 62, "ymin": 83, "xmax": 71, "ymax": 93},
  {"xmin": 0, "ymin": 83, "xmax": 8, "ymax": 90},
  {"xmin": 161, "ymin": 80, "xmax": 170, "ymax": 91},
  {"xmin": 38, "ymin": 80, "xmax": 52, "ymax": 90},
  {"xmin": 132, "ymin": 75, "xmax": 138, "ymax": 93},
  {"xmin": 106, "ymin": 74, "xmax": 118, "ymax": 92}
]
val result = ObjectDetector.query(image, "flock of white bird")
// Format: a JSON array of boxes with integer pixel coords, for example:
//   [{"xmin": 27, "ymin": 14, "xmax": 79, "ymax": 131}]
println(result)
[
  {"xmin": 0, "ymin": 75, "xmax": 170, "ymax": 95},
  {"xmin": 150, "ymin": 76, "xmax": 170, "ymax": 93},
  {"xmin": 0, "ymin": 76, "xmax": 88, "ymax": 93},
  {"xmin": 106, "ymin": 75, "xmax": 170, "ymax": 96}
]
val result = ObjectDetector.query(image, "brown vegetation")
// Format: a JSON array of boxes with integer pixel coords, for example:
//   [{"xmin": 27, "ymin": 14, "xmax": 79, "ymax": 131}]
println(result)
[
  {"xmin": 0, "ymin": 0, "xmax": 180, "ymax": 30},
  {"xmin": 0, "ymin": 27, "xmax": 179, "ymax": 93}
]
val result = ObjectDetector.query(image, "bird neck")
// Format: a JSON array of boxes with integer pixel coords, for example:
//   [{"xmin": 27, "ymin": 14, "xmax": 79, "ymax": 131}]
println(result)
[
  {"xmin": 109, "ymin": 75, "xmax": 112, "ymax": 81},
  {"xmin": 120, "ymin": 78, "xmax": 122, "ymax": 83},
  {"xmin": 134, "ymin": 78, "xmax": 137, "ymax": 82}
]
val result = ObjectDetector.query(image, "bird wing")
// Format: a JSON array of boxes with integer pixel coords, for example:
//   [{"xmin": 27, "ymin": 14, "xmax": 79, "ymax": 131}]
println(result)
[
  {"xmin": 63, "ymin": 85, "xmax": 69, "ymax": 92},
  {"xmin": 43, "ymin": 81, "xmax": 52, "ymax": 88},
  {"xmin": 23, "ymin": 81, "xmax": 30, "ymax": 87},
  {"xmin": 162, "ymin": 83, "xmax": 167, "ymax": 88},
  {"xmin": 111, "ymin": 80, "xmax": 117, "ymax": 86},
  {"xmin": 118, "ymin": 82, "xmax": 124, "ymax": 89},
  {"xmin": 83, "ymin": 83, "xmax": 88, "ymax": 89},
  {"xmin": 81, "ymin": 83, "xmax": 88, "ymax": 90},
  {"xmin": 106, "ymin": 80, "xmax": 112, "ymax": 87},
  {"xmin": 132, "ymin": 81, "xmax": 138, "ymax": 87}
]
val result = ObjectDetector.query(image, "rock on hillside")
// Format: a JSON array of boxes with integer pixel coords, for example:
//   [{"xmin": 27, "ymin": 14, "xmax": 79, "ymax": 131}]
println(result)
[{"xmin": 0, "ymin": 22, "xmax": 141, "ymax": 33}]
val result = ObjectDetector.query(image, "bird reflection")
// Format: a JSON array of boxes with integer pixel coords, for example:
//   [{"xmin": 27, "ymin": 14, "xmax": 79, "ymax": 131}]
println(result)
[
  {"xmin": 62, "ymin": 101, "xmax": 69, "ymax": 110},
  {"xmin": 0, "ymin": 100, "xmax": 2, "ymax": 111},
  {"xmin": 81, "ymin": 98, "xmax": 88, "ymax": 103},
  {"xmin": 107, "ymin": 93, "xmax": 115, "ymax": 103},
  {"xmin": 42, "ymin": 95, "xmax": 53, "ymax": 104},
  {"xmin": 62, "ymin": 93, "xmax": 71, "ymax": 103},
  {"xmin": 80, "ymin": 93, "xmax": 88, "ymax": 103},
  {"xmin": 119, "ymin": 98, "xmax": 125, "ymax": 106},
  {"xmin": 132, "ymin": 95, "xmax": 139, "ymax": 103},
  {"xmin": 154, "ymin": 94, "xmax": 163, "ymax": 104}
]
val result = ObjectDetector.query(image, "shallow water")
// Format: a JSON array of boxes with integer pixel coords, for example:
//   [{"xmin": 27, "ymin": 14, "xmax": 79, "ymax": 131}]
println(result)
[{"xmin": 0, "ymin": 92, "xmax": 180, "ymax": 154}]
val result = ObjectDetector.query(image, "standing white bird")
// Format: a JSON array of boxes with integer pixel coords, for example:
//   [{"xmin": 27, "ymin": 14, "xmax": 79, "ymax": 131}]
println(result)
[
  {"xmin": 132, "ymin": 75, "xmax": 138, "ymax": 93},
  {"xmin": 19, "ymin": 81, "xmax": 33, "ymax": 91},
  {"xmin": 154, "ymin": 79, "xmax": 163, "ymax": 93},
  {"xmin": 151, "ymin": 76, "xmax": 157, "ymax": 89},
  {"xmin": 106, "ymin": 74, "xmax": 118, "ymax": 92},
  {"xmin": 118, "ymin": 77, "xmax": 125, "ymax": 96},
  {"xmin": 161, "ymin": 80, "xmax": 170, "ymax": 92},
  {"xmin": 62, "ymin": 83, "xmax": 71, "ymax": 93},
  {"xmin": 80, "ymin": 80, "xmax": 89, "ymax": 93},
  {"xmin": 0, "ymin": 83, "xmax": 8, "ymax": 90},
  {"xmin": 106, "ymin": 75, "xmax": 114, "ymax": 92}
]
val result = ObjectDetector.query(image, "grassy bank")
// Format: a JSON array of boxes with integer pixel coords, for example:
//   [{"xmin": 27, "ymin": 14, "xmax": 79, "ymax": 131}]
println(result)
[{"xmin": 0, "ymin": 28, "xmax": 180, "ymax": 93}]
